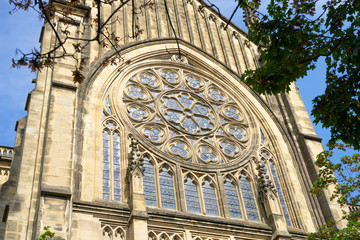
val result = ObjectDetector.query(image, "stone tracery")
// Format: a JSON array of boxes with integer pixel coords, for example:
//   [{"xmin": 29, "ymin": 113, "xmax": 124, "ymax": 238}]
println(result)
[{"xmin": 121, "ymin": 66, "xmax": 250, "ymax": 165}]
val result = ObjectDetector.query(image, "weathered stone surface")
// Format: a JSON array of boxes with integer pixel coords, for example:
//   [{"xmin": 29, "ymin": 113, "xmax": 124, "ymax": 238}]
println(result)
[{"xmin": 0, "ymin": 1, "xmax": 345, "ymax": 240}]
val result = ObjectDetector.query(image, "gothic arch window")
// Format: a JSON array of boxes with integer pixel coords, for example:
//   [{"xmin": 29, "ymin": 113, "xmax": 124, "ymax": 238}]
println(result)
[
  {"xmin": 102, "ymin": 120, "xmax": 121, "ymax": 202},
  {"xmin": 260, "ymin": 148, "xmax": 292, "ymax": 226},
  {"xmin": 223, "ymin": 177, "xmax": 242, "ymax": 219},
  {"xmin": 159, "ymin": 165, "xmax": 176, "ymax": 210},
  {"xmin": 100, "ymin": 57, "xmax": 300, "ymax": 228},
  {"xmin": 239, "ymin": 174, "xmax": 259, "ymax": 221},
  {"xmin": 202, "ymin": 178, "xmax": 219, "ymax": 216},
  {"xmin": 143, "ymin": 155, "xmax": 157, "ymax": 207},
  {"xmin": 269, "ymin": 161, "xmax": 292, "ymax": 227},
  {"xmin": 184, "ymin": 175, "xmax": 201, "ymax": 213}
]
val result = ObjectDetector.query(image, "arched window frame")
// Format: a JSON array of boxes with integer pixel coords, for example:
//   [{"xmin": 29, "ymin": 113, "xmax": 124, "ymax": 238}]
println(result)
[
  {"xmin": 143, "ymin": 154, "xmax": 158, "ymax": 207},
  {"xmin": 259, "ymin": 147, "xmax": 292, "ymax": 226},
  {"xmin": 158, "ymin": 163, "xmax": 177, "ymax": 210},
  {"xmin": 223, "ymin": 174, "xmax": 243, "ymax": 220},
  {"xmin": 102, "ymin": 119, "xmax": 122, "ymax": 202},
  {"xmin": 183, "ymin": 173, "xmax": 201, "ymax": 214},
  {"xmin": 200, "ymin": 176, "xmax": 221, "ymax": 216},
  {"xmin": 238, "ymin": 170, "xmax": 260, "ymax": 222}
]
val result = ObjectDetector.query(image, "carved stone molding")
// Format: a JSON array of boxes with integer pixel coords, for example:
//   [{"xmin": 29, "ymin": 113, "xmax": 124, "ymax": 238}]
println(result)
[
  {"xmin": 257, "ymin": 163, "xmax": 276, "ymax": 200},
  {"xmin": 127, "ymin": 135, "xmax": 145, "ymax": 178}
]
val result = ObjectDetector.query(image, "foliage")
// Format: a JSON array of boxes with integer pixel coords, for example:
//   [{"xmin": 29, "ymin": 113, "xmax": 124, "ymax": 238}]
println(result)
[
  {"xmin": 236, "ymin": 0, "xmax": 360, "ymax": 238},
  {"xmin": 309, "ymin": 143, "xmax": 360, "ymax": 239},
  {"xmin": 237, "ymin": 0, "xmax": 360, "ymax": 150},
  {"xmin": 9, "ymin": 0, "xmax": 153, "ymax": 83},
  {"xmin": 36, "ymin": 226, "xmax": 65, "ymax": 240},
  {"xmin": 7, "ymin": 0, "xmax": 360, "ymax": 238}
]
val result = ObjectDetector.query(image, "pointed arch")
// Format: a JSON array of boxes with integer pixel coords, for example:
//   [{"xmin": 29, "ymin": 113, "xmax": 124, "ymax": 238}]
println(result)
[
  {"xmin": 239, "ymin": 173, "xmax": 259, "ymax": 221},
  {"xmin": 202, "ymin": 177, "xmax": 219, "ymax": 216},
  {"xmin": 113, "ymin": 227, "xmax": 125, "ymax": 240},
  {"xmin": 269, "ymin": 160, "xmax": 292, "ymax": 227},
  {"xmin": 102, "ymin": 225, "xmax": 113, "ymax": 240},
  {"xmin": 143, "ymin": 154, "xmax": 157, "ymax": 207},
  {"xmin": 159, "ymin": 165, "xmax": 176, "ymax": 210},
  {"xmin": 159, "ymin": 232, "xmax": 171, "ymax": 240},
  {"xmin": 184, "ymin": 173, "xmax": 201, "ymax": 213},
  {"xmin": 223, "ymin": 175, "xmax": 242, "ymax": 219},
  {"xmin": 171, "ymin": 233, "xmax": 183, "ymax": 240},
  {"xmin": 102, "ymin": 130, "xmax": 111, "ymax": 201},
  {"xmin": 113, "ymin": 131, "xmax": 121, "ymax": 202},
  {"xmin": 148, "ymin": 231, "xmax": 158, "ymax": 240}
]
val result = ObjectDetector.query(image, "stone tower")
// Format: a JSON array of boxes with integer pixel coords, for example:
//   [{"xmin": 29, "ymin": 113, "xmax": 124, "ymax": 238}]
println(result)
[{"xmin": 0, "ymin": 0, "xmax": 345, "ymax": 239}]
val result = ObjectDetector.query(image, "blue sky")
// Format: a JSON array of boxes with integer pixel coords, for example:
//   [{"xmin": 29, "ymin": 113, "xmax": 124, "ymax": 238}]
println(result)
[{"xmin": 0, "ymin": 1, "xmax": 346, "ymax": 160}]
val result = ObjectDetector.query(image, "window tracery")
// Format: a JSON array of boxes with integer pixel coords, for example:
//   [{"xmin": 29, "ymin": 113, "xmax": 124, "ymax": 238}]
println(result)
[
  {"xmin": 102, "ymin": 120, "xmax": 121, "ymax": 202},
  {"xmin": 260, "ymin": 148, "xmax": 292, "ymax": 226},
  {"xmin": 99, "ymin": 60, "xmax": 297, "ymax": 229},
  {"xmin": 184, "ymin": 175, "xmax": 201, "ymax": 213},
  {"xmin": 239, "ymin": 174, "xmax": 259, "ymax": 221},
  {"xmin": 121, "ymin": 67, "xmax": 250, "ymax": 165},
  {"xmin": 148, "ymin": 231, "xmax": 184, "ymax": 240},
  {"xmin": 223, "ymin": 177, "xmax": 242, "ymax": 219},
  {"xmin": 159, "ymin": 165, "xmax": 176, "ymax": 210},
  {"xmin": 202, "ymin": 179, "xmax": 219, "ymax": 216},
  {"xmin": 143, "ymin": 156, "xmax": 157, "ymax": 207}
]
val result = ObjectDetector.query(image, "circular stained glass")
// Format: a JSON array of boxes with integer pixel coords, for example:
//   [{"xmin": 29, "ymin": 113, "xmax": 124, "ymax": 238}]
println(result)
[
  {"xmin": 159, "ymin": 90, "xmax": 216, "ymax": 135},
  {"xmin": 121, "ymin": 66, "xmax": 250, "ymax": 165}
]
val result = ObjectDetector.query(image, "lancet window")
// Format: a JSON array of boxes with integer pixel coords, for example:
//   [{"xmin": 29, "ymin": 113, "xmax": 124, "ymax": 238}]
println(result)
[
  {"xmin": 223, "ymin": 173, "xmax": 259, "ymax": 221},
  {"xmin": 269, "ymin": 161, "xmax": 292, "ymax": 226},
  {"xmin": 202, "ymin": 179, "xmax": 219, "ymax": 216},
  {"xmin": 102, "ymin": 121, "xmax": 121, "ymax": 202},
  {"xmin": 224, "ymin": 178, "xmax": 242, "ymax": 219},
  {"xmin": 143, "ymin": 156, "xmax": 157, "ymax": 207},
  {"xmin": 184, "ymin": 176, "xmax": 201, "ymax": 213},
  {"xmin": 260, "ymin": 148, "xmax": 292, "ymax": 226},
  {"xmin": 239, "ymin": 174, "xmax": 259, "ymax": 221},
  {"xmin": 159, "ymin": 166, "xmax": 176, "ymax": 210}
]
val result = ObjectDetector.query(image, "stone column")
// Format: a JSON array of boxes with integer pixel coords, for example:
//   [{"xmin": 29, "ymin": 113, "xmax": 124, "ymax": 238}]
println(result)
[
  {"xmin": 257, "ymin": 164, "xmax": 291, "ymax": 240},
  {"xmin": 126, "ymin": 136, "xmax": 148, "ymax": 240}
]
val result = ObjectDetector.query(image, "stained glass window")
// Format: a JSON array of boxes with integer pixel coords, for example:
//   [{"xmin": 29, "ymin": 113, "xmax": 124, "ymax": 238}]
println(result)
[
  {"xmin": 269, "ymin": 162, "xmax": 292, "ymax": 226},
  {"xmin": 184, "ymin": 177, "xmax": 201, "ymax": 213},
  {"xmin": 122, "ymin": 67, "xmax": 251, "ymax": 165},
  {"xmin": 102, "ymin": 131, "xmax": 110, "ymax": 201},
  {"xmin": 239, "ymin": 175, "xmax": 259, "ymax": 221},
  {"xmin": 113, "ymin": 133, "xmax": 121, "ymax": 202},
  {"xmin": 143, "ymin": 156, "xmax": 157, "ymax": 207},
  {"xmin": 159, "ymin": 168, "xmax": 176, "ymax": 210},
  {"xmin": 202, "ymin": 180, "xmax": 219, "ymax": 216},
  {"xmin": 224, "ymin": 178, "xmax": 242, "ymax": 219}
]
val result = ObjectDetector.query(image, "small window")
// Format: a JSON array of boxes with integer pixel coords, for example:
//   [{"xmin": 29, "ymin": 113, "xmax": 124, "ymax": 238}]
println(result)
[
  {"xmin": 224, "ymin": 178, "xmax": 242, "ymax": 219},
  {"xmin": 269, "ymin": 162, "xmax": 292, "ymax": 226},
  {"xmin": 202, "ymin": 180, "xmax": 219, "ymax": 216},
  {"xmin": 239, "ymin": 175, "xmax": 259, "ymax": 221},
  {"xmin": 159, "ymin": 167, "xmax": 176, "ymax": 210},
  {"xmin": 143, "ymin": 156, "xmax": 157, "ymax": 207},
  {"xmin": 113, "ymin": 133, "xmax": 121, "ymax": 202},
  {"xmin": 102, "ymin": 131, "xmax": 110, "ymax": 201},
  {"xmin": 102, "ymin": 122, "xmax": 122, "ymax": 202},
  {"xmin": 184, "ymin": 176, "xmax": 201, "ymax": 213}
]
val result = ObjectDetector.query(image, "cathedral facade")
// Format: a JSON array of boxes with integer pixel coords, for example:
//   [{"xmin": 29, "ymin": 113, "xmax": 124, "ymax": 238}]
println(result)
[{"xmin": 0, "ymin": 0, "xmax": 345, "ymax": 239}]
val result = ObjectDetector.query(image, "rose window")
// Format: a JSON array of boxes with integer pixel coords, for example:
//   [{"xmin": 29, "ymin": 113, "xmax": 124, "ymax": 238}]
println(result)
[{"xmin": 121, "ymin": 67, "xmax": 250, "ymax": 165}]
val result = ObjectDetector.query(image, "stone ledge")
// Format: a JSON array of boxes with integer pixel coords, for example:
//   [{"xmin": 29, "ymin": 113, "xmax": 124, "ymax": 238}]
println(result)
[
  {"xmin": 52, "ymin": 80, "xmax": 78, "ymax": 91},
  {"xmin": 300, "ymin": 133, "xmax": 322, "ymax": 142},
  {"xmin": 41, "ymin": 184, "xmax": 72, "ymax": 198}
]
